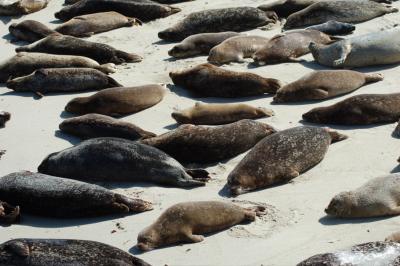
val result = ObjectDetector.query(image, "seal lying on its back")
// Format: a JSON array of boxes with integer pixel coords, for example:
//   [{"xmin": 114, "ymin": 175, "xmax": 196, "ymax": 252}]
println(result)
[
  {"xmin": 0, "ymin": 171, "xmax": 152, "ymax": 218},
  {"xmin": 325, "ymin": 174, "xmax": 400, "ymax": 218},
  {"xmin": 0, "ymin": 201, "xmax": 20, "ymax": 224},
  {"xmin": 0, "ymin": 239, "xmax": 151, "ymax": 266},
  {"xmin": 302, "ymin": 93, "xmax": 400, "ymax": 125},
  {"xmin": 169, "ymin": 63, "xmax": 282, "ymax": 97},
  {"xmin": 65, "ymin": 85, "xmax": 166, "ymax": 117},
  {"xmin": 0, "ymin": 0, "xmax": 49, "ymax": 16},
  {"xmin": 9, "ymin": 20, "xmax": 56, "ymax": 43},
  {"xmin": 141, "ymin": 120, "xmax": 276, "ymax": 164},
  {"xmin": 309, "ymin": 28, "xmax": 400, "ymax": 67},
  {"xmin": 16, "ymin": 34, "xmax": 142, "ymax": 64},
  {"xmin": 305, "ymin": 20, "xmax": 355, "ymax": 35},
  {"xmin": 137, "ymin": 201, "xmax": 265, "ymax": 251},
  {"xmin": 273, "ymin": 70, "xmax": 383, "ymax": 103},
  {"xmin": 227, "ymin": 126, "xmax": 347, "ymax": 195},
  {"xmin": 168, "ymin": 32, "xmax": 241, "ymax": 58},
  {"xmin": 158, "ymin": 7, "xmax": 278, "ymax": 41},
  {"xmin": 0, "ymin": 111, "xmax": 11, "ymax": 128},
  {"xmin": 59, "ymin": 113, "xmax": 156, "ymax": 140},
  {"xmin": 55, "ymin": 11, "xmax": 141, "ymax": 37},
  {"xmin": 38, "ymin": 137, "xmax": 210, "ymax": 187}
]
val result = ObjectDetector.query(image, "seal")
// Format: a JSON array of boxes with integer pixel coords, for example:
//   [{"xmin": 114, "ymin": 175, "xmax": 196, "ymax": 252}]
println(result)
[
  {"xmin": 0, "ymin": 52, "xmax": 116, "ymax": 83},
  {"xmin": 0, "ymin": 111, "xmax": 11, "ymax": 128},
  {"xmin": 169, "ymin": 63, "xmax": 283, "ymax": 97},
  {"xmin": 55, "ymin": 11, "xmax": 141, "ymax": 37},
  {"xmin": 309, "ymin": 28, "xmax": 400, "ymax": 67},
  {"xmin": 252, "ymin": 30, "xmax": 338, "ymax": 65},
  {"xmin": 283, "ymin": 0, "xmax": 398, "ymax": 30},
  {"xmin": 273, "ymin": 70, "xmax": 383, "ymax": 103},
  {"xmin": 16, "ymin": 34, "xmax": 142, "ymax": 64},
  {"xmin": 0, "ymin": 0, "xmax": 49, "ymax": 16},
  {"xmin": 158, "ymin": 7, "xmax": 278, "ymax": 41},
  {"xmin": 172, "ymin": 102, "xmax": 274, "ymax": 125},
  {"xmin": 208, "ymin": 35, "xmax": 271, "ymax": 64},
  {"xmin": 38, "ymin": 137, "xmax": 210, "ymax": 187},
  {"xmin": 141, "ymin": 120, "xmax": 276, "ymax": 164},
  {"xmin": 325, "ymin": 173, "xmax": 400, "ymax": 218},
  {"xmin": 55, "ymin": 0, "xmax": 181, "ymax": 22},
  {"xmin": 0, "ymin": 171, "xmax": 152, "ymax": 218},
  {"xmin": 305, "ymin": 20, "xmax": 355, "ymax": 35},
  {"xmin": 0, "ymin": 239, "xmax": 151, "ymax": 266},
  {"xmin": 6, "ymin": 68, "xmax": 121, "ymax": 96},
  {"xmin": 8, "ymin": 20, "xmax": 57, "ymax": 43},
  {"xmin": 137, "ymin": 201, "xmax": 265, "ymax": 251},
  {"xmin": 227, "ymin": 126, "xmax": 347, "ymax": 195},
  {"xmin": 65, "ymin": 84, "xmax": 165, "ymax": 117},
  {"xmin": 168, "ymin": 32, "xmax": 241, "ymax": 58},
  {"xmin": 0, "ymin": 201, "xmax": 20, "ymax": 225},
  {"xmin": 302, "ymin": 93, "xmax": 400, "ymax": 125},
  {"xmin": 59, "ymin": 113, "xmax": 156, "ymax": 140}
]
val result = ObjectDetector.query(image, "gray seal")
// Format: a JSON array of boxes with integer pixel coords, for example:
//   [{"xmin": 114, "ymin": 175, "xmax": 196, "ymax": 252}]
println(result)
[
  {"xmin": 0, "ymin": 0, "xmax": 49, "ymax": 16},
  {"xmin": 0, "ymin": 111, "xmax": 11, "ymax": 128},
  {"xmin": 305, "ymin": 20, "xmax": 355, "ymax": 35},
  {"xmin": 8, "ymin": 20, "xmax": 57, "ymax": 43}
]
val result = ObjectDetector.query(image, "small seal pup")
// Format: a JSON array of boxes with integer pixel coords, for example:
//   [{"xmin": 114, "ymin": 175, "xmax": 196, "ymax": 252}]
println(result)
[
  {"xmin": 0, "ymin": 239, "xmax": 151, "ymax": 266},
  {"xmin": 172, "ymin": 102, "xmax": 274, "ymax": 125},
  {"xmin": 0, "ymin": 201, "xmax": 20, "ymax": 224},
  {"xmin": 0, "ymin": 171, "xmax": 152, "ymax": 218},
  {"xmin": 137, "ymin": 201, "xmax": 265, "ymax": 251},
  {"xmin": 168, "ymin": 32, "xmax": 241, "ymax": 58},
  {"xmin": 59, "ymin": 113, "xmax": 156, "ymax": 140},
  {"xmin": 38, "ymin": 137, "xmax": 210, "ymax": 187},
  {"xmin": 158, "ymin": 7, "xmax": 278, "ymax": 41},
  {"xmin": 227, "ymin": 126, "xmax": 347, "ymax": 195},
  {"xmin": 16, "ymin": 34, "xmax": 142, "ymax": 64},
  {"xmin": 7, "ymin": 68, "xmax": 121, "ymax": 96},
  {"xmin": 309, "ymin": 28, "xmax": 400, "ymax": 67},
  {"xmin": 141, "ymin": 120, "xmax": 276, "ymax": 164},
  {"xmin": 55, "ymin": 11, "xmax": 141, "ymax": 37},
  {"xmin": 252, "ymin": 30, "xmax": 338, "ymax": 65},
  {"xmin": 305, "ymin": 20, "xmax": 355, "ymax": 35},
  {"xmin": 273, "ymin": 70, "xmax": 383, "ymax": 103},
  {"xmin": 65, "ymin": 85, "xmax": 165, "ymax": 117},
  {"xmin": 208, "ymin": 35, "xmax": 271, "ymax": 64},
  {"xmin": 0, "ymin": 0, "xmax": 49, "ymax": 15},
  {"xmin": 0, "ymin": 111, "xmax": 11, "ymax": 128},
  {"xmin": 8, "ymin": 20, "xmax": 57, "ymax": 43},
  {"xmin": 169, "ymin": 63, "xmax": 283, "ymax": 97},
  {"xmin": 302, "ymin": 93, "xmax": 400, "ymax": 125}
]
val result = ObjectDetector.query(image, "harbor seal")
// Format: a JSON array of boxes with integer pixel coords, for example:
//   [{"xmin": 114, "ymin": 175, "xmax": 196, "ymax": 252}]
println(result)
[
  {"xmin": 65, "ymin": 85, "xmax": 165, "ymax": 117},
  {"xmin": 38, "ymin": 137, "xmax": 210, "ymax": 187},
  {"xmin": 0, "ymin": 171, "xmax": 152, "ymax": 218},
  {"xmin": 169, "ymin": 63, "xmax": 283, "ymax": 97},
  {"xmin": 6, "ymin": 68, "xmax": 121, "ymax": 96},
  {"xmin": 0, "ymin": 239, "xmax": 151, "ymax": 266},
  {"xmin": 172, "ymin": 102, "xmax": 274, "ymax": 125},
  {"xmin": 16, "ymin": 34, "xmax": 142, "ymax": 64},
  {"xmin": 0, "ymin": 0, "xmax": 49, "ymax": 15},
  {"xmin": 302, "ymin": 93, "xmax": 400, "ymax": 125},
  {"xmin": 137, "ymin": 201, "xmax": 265, "ymax": 251},
  {"xmin": 0, "ymin": 52, "xmax": 116, "ymax": 83},
  {"xmin": 208, "ymin": 35, "xmax": 271, "ymax": 64},
  {"xmin": 227, "ymin": 126, "xmax": 347, "ymax": 195},
  {"xmin": 168, "ymin": 32, "xmax": 241, "ymax": 58},
  {"xmin": 0, "ymin": 111, "xmax": 11, "ymax": 128},
  {"xmin": 141, "ymin": 120, "xmax": 276, "ymax": 164},
  {"xmin": 55, "ymin": 11, "xmax": 141, "ymax": 37},
  {"xmin": 309, "ymin": 28, "xmax": 400, "ymax": 67},
  {"xmin": 0, "ymin": 201, "xmax": 20, "ymax": 224},
  {"xmin": 8, "ymin": 20, "xmax": 57, "ymax": 43},
  {"xmin": 273, "ymin": 70, "xmax": 383, "ymax": 103},
  {"xmin": 158, "ymin": 7, "xmax": 278, "ymax": 41},
  {"xmin": 305, "ymin": 20, "xmax": 355, "ymax": 35},
  {"xmin": 59, "ymin": 113, "xmax": 156, "ymax": 140}
]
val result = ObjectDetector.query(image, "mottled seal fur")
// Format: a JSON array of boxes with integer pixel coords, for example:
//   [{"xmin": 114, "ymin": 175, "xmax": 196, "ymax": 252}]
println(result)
[
  {"xmin": 141, "ymin": 120, "xmax": 276, "ymax": 164},
  {"xmin": 305, "ymin": 20, "xmax": 355, "ymax": 35},
  {"xmin": 273, "ymin": 70, "xmax": 383, "ymax": 103},
  {"xmin": 227, "ymin": 126, "xmax": 347, "ymax": 195},
  {"xmin": 172, "ymin": 102, "xmax": 274, "ymax": 125},
  {"xmin": 168, "ymin": 32, "xmax": 241, "ymax": 58},
  {"xmin": 169, "ymin": 63, "xmax": 283, "ymax": 97},
  {"xmin": 0, "ymin": 0, "xmax": 49, "ymax": 16},
  {"xmin": 0, "ymin": 201, "xmax": 20, "ymax": 224},
  {"xmin": 8, "ymin": 20, "xmax": 57, "ymax": 43},
  {"xmin": 302, "ymin": 93, "xmax": 400, "ymax": 125},
  {"xmin": 158, "ymin": 7, "xmax": 278, "ymax": 41},
  {"xmin": 38, "ymin": 137, "xmax": 210, "ymax": 187},
  {"xmin": 55, "ymin": 11, "xmax": 141, "ymax": 37},
  {"xmin": 16, "ymin": 34, "xmax": 142, "ymax": 64},
  {"xmin": 0, "ymin": 111, "xmax": 11, "ymax": 128},
  {"xmin": 65, "ymin": 85, "xmax": 165, "ymax": 117},
  {"xmin": 59, "ymin": 113, "xmax": 156, "ymax": 140},
  {"xmin": 0, "ymin": 239, "xmax": 151, "ymax": 266},
  {"xmin": 137, "ymin": 201, "xmax": 265, "ymax": 250}
]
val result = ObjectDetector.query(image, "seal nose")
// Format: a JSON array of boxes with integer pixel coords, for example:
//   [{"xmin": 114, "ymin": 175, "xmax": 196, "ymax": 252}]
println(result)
[{"xmin": 136, "ymin": 242, "xmax": 151, "ymax": 251}]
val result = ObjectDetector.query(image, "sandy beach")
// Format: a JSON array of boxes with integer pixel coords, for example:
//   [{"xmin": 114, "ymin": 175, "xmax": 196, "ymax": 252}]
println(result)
[{"xmin": 1, "ymin": 0, "xmax": 400, "ymax": 265}]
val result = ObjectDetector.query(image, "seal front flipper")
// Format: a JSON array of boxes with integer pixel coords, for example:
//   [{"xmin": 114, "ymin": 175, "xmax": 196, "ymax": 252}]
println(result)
[
  {"xmin": 176, "ymin": 178, "xmax": 207, "ymax": 187},
  {"xmin": 333, "ymin": 42, "xmax": 352, "ymax": 67},
  {"xmin": 184, "ymin": 233, "xmax": 205, "ymax": 243}
]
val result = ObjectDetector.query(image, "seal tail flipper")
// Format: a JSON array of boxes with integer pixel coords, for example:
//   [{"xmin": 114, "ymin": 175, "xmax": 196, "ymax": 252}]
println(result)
[
  {"xmin": 177, "ymin": 178, "xmax": 207, "ymax": 187},
  {"xmin": 114, "ymin": 194, "xmax": 153, "ymax": 212},
  {"xmin": 126, "ymin": 17, "xmax": 142, "ymax": 26},
  {"xmin": 263, "ymin": 78, "xmax": 284, "ymax": 93},
  {"xmin": 386, "ymin": 6, "xmax": 399, "ymax": 13},
  {"xmin": 169, "ymin": 6, "xmax": 182, "ymax": 15},
  {"xmin": 365, "ymin": 73, "xmax": 384, "ymax": 83},
  {"xmin": 185, "ymin": 169, "xmax": 211, "ymax": 182},
  {"xmin": 107, "ymin": 76, "xmax": 123, "ymax": 87},
  {"xmin": 115, "ymin": 50, "xmax": 142, "ymax": 63},
  {"xmin": 96, "ymin": 63, "xmax": 117, "ymax": 74},
  {"xmin": 324, "ymin": 128, "xmax": 348, "ymax": 143},
  {"xmin": 327, "ymin": 36, "xmax": 344, "ymax": 43},
  {"xmin": 245, "ymin": 205, "xmax": 268, "ymax": 217}
]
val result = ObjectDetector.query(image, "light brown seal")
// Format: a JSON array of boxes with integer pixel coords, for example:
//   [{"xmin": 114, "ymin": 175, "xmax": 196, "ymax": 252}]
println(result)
[
  {"xmin": 0, "ymin": 201, "xmax": 20, "ymax": 224},
  {"xmin": 0, "ymin": 0, "xmax": 49, "ymax": 15},
  {"xmin": 8, "ymin": 20, "xmax": 57, "ymax": 43},
  {"xmin": 0, "ymin": 111, "xmax": 11, "ymax": 128}
]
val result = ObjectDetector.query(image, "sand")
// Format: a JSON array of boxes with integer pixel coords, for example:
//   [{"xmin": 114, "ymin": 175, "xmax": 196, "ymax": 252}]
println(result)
[{"xmin": 1, "ymin": 0, "xmax": 400, "ymax": 265}]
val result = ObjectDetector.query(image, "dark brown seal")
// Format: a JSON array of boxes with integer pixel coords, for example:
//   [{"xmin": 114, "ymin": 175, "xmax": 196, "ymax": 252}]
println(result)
[
  {"xmin": 0, "ymin": 0, "xmax": 49, "ymax": 16},
  {"xmin": 8, "ymin": 20, "xmax": 57, "ymax": 43},
  {"xmin": 0, "ymin": 201, "xmax": 20, "ymax": 225},
  {"xmin": 0, "ymin": 111, "xmax": 11, "ymax": 128}
]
